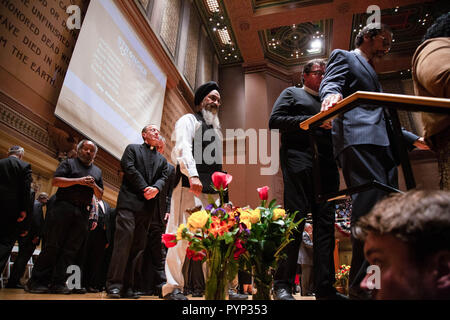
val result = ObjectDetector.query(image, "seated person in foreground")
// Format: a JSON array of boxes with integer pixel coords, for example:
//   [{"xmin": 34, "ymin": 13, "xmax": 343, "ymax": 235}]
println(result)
[{"xmin": 355, "ymin": 190, "xmax": 450, "ymax": 300}]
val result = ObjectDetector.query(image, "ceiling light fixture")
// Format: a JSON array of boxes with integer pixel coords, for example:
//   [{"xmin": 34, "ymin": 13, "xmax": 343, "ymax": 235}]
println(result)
[
  {"xmin": 217, "ymin": 28, "xmax": 232, "ymax": 45},
  {"xmin": 205, "ymin": 0, "xmax": 220, "ymax": 13}
]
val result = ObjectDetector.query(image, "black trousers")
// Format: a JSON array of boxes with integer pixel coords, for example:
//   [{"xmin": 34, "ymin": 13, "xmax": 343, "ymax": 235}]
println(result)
[
  {"xmin": 82, "ymin": 225, "xmax": 108, "ymax": 289},
  {"xmin": 0, "ymin": 226, "xmax": 17, "ymax": 276},
  {"xmin": 0, "ymin": 213, "xmax": 22, "ymax": 274},
  {"xmin": 339, "ymin": 144, "xmax": 397, "ymax": 296},
  {"xmin": 106, "ymin": 208, "xmax": 151, "ymax": 292},
  {"xmin": 7, "ymin": 237, "xmax": 37, "ymax": 286},
  {"xmin": 135, "ymin": 223, "xmax": 166, "ymax": 292},
  {"xmin": 182, "ymin": 255, "xmax": 205, "ymax": 293},
  {"xmin": 274, "ymin": 149, "xmax": 339, "ymax": 297},
  {"xmin": 30, "ymin": 200, "xmax": 90, "ymax": 286}
]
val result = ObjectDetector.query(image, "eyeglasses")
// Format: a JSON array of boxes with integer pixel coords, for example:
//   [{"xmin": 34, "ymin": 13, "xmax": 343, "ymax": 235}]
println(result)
[
  {"xmin": 375, "ymin": 35, "xmax": 391, "ymax": 50},
  {"xmin": 307, "ymin": 70, "xmax": 325, "ymax": 76}
]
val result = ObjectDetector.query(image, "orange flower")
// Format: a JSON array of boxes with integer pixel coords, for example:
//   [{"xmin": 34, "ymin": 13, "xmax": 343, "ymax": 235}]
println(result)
[{"xmin": 208, "ymin": 216, "xmax": 231, "ymax": 237}]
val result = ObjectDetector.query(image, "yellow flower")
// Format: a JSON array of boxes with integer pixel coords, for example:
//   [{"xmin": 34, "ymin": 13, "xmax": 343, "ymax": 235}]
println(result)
[
  {"xmin": 272, "ymin": 208, "xmax": 286, "ymax": 220},
  {"xmin": 240, "ymin": 217, "xmax": 252, "ymax": 230},
  {"xmin": 236, "ymin": 208, "xmax": 259, "ymax": 228},
  {"xmin": 187, "ymin": 210, "xmax": 209, "ymax": 230},
  {"xmin": 176, "ymin": 224, "xmax": 186, "ymax": 240},
  {"xmin": 250, "ymin": 209, "xmax": 260, "ymax": 223}
]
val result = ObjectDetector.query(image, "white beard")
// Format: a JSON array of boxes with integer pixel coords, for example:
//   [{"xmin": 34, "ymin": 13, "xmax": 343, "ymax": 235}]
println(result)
[
  {"xmin": 201, "ymin": 108, "xmax": 223, "ymax": 140},
  {"xmin": 201, "ymin": 108, "xmax": 221, "ymax": 130}
]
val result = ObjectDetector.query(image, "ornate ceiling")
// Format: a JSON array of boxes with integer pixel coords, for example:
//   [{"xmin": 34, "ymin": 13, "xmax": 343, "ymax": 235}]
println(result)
[
  {"xmin": 258, "ymin": 19, "xmax": 333, "ymax": 66},
  {"xmin": 194, "ymin": 0, "xmax": 449, "ymax": 76}
]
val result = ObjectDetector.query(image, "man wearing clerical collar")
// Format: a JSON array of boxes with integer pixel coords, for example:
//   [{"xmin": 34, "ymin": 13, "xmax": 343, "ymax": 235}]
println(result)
[{"xmin": 106, "ymin": 124, "xmax": 169, "ymax": 299}]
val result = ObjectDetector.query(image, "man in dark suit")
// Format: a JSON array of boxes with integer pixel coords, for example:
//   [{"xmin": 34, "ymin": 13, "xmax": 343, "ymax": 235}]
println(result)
[
  {"xmin": 319, "ymin": 23, "xmax": 428, "ymax": 299},
  {"xmin": 106, "ymin": 124, "xmax": 169, "ymax": 299},
  {"xmin": 269, "ymin": 59, "xmax": 340, "ymax": 300},
  {"xmin": 6, "ymin": 192, "xmax": 48, "ymax": 288},
  {"xmin": 0, "ymin": 146, "xmax": 33, "ymax": 275},
  {"xmin": 136, "ymin": 136, "xmax": 179, "ymax": 297}
]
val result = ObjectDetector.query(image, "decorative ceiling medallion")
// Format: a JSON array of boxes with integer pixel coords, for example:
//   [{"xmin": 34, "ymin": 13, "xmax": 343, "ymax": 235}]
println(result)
[
  {"xmin": 194, "ymin": 0, "xmax": 243, "ymax": 65},
  {"xmin": 350, "ymin": 1, "xmax": 449, "ymax": 54},
  {"xmin": 259, "ymin": 19, "xmax": 332, "ymax": 67}
]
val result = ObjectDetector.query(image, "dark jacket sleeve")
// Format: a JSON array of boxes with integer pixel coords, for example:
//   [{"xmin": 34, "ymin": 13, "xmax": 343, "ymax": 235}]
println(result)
[
  {"xmin": 19, "ymin": 163, "xmax": 33, "ymax": 232},
  {"xmin": 269, "ymin": 87, "xmax": 312, "ymax": 133},
  {"xmin": 20, "ymin": 162, "xmax": 33, "ymax": 212},
  {"xmin": 151, "ymin": 157, "xmax": 169, "ymax": 193},
  {"xmin": 121, "ymin": 144, "xmax": 148, "ymax": 192}
]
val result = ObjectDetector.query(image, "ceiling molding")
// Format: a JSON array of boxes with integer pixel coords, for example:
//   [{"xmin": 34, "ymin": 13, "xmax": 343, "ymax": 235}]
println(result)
[
  {"xmin": 258, "ymin": 19, "xmax": 333, "ymax": 67},
  {"xmin": 193, "ymin": 0, "xmax": 244, "ymax": 65}
]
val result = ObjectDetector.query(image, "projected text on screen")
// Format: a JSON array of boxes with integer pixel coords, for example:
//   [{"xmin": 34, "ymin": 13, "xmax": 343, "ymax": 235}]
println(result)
[{"xmin": 55, "ymin": 0, "xmax": 167, "ymax": 159}]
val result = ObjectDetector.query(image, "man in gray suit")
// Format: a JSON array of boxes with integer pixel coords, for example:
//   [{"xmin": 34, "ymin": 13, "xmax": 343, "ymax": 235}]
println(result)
[{"xmin": 319, "ymin": 23, "xmax": 428, "ymax": 299}]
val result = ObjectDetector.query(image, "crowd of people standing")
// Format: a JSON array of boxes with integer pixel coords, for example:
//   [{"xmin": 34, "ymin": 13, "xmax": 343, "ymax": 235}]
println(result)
[{"xmin": 1, "ymin": 13, "xmax": 449, "ymax": 300}]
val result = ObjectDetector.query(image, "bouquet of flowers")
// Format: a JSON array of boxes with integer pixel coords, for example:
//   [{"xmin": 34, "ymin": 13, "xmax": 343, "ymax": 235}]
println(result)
[
  {"xmin": 239, "ymin": 186, "xmax": 300, "ymax": 300},
  {"xmin": 335, "ymin": 264, "xmax": 351, "ymax": 294},
  {"xmin": 162, "ymin": 172, "xmax": 247, "ymax": 300}
]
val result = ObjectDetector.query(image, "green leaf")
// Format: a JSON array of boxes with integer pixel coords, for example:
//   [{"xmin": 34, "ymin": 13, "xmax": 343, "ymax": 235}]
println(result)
[
  {"xmin": 268, "ymin": 198, "xmax": 277, "ymax": 209},
  {"xmin": 223, "ymin": 232, "xmax": 233, "ymax": 244}
]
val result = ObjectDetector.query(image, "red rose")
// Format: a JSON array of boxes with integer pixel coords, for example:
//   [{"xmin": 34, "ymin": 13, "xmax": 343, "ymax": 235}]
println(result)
[
  {"xmin": 257, "ymin": 186, "xmax": 269, "ymax": 201},
  {"xmin": 212, "ymin": 172, "xmax": 233, "ymax": 190},
  {"xmin": 234, "ymin": 239, "xmax": 246, "ymax": 260},
  {"xmin": 162, "ymin": 234, "xmax": 177, "ymax": 248},
  {"xmin": 186, "ymin": 248, "xmax": 206, "ymax": 261}
]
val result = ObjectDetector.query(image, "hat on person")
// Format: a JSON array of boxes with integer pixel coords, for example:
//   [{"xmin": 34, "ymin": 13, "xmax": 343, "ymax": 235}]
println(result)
[{"xmin": 194, "ymin": 81, "xmax": 220, "ymax": 106}]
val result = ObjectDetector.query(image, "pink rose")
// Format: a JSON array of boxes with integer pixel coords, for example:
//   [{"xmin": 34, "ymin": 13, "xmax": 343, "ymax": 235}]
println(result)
[
  {"xmin": 212, "ymin": 172, "xmax": 233, "ymax": 190},
  {"xmin": 257, "ymin": 186, "xmax": 269, "ymax": 201}
]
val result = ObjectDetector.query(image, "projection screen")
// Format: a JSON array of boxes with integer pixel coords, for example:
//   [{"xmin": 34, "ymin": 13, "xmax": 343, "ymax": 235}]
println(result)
[{"xmin": 55, "ymin": 0, "xmax": 167, "ymax": 159}]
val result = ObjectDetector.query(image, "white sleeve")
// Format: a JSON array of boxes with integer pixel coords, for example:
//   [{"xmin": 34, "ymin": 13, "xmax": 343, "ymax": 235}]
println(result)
[{"xmin": 173, "ymin": 114, "xmax": 201, "ymax": 178}]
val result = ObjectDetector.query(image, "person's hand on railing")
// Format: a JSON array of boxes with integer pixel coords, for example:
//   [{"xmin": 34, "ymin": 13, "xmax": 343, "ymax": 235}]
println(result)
[
  {"xmin": 321, "ymin": 93, "xmax": 343, "ymax": 112},
  {"xmin": 413, "ymin": 137, "xmax": 430, "ymax": 150},
  {"xmin": 320, "ymin": 121, "xmax": 333, "ymax": 129}
]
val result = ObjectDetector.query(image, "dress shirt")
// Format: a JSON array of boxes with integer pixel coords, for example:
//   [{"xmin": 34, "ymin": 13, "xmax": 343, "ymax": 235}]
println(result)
[{"xmin": 173, "ymin": 114, "xmax": 202, "ymax": 179}]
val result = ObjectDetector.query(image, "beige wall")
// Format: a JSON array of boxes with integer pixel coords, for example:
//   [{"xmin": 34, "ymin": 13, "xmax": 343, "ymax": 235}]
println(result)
[{"xmin": 219, "ymin": 66, "xmax": 291, "ymax": 208}]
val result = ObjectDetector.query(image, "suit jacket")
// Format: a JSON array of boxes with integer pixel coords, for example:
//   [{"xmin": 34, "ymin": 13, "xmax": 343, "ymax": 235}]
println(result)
[
  {"xmin": 319, "ymin": 49, "xmax": 418, "ymax": 158},
  {"xmin": 412, "ymin": 37, "xmax": 450, "ymax": 141},
  {"xmin": 269, "ymin": 86, "xmax": 335, "ymax": 173},
  {"xmin": 116, "ymin": 143, "xmax": 169, "ymax": 213},
  {"xmin": 0, "ymin": 156, "xmax": 32, "ymax": 225}
]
